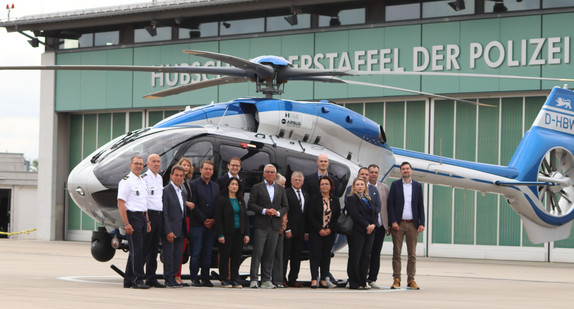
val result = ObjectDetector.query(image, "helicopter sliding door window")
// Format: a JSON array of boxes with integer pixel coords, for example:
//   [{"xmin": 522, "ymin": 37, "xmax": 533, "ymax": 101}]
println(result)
[
  {"xmin": 218, "ymin": 144, "xmax": 270, "ymax": 191},
  {"xmin": 178, "ymin": 140, "xmax": 215, "ymax": 178},
  {"xmin": 285, "ymin": 155, "xmax": 350, "ymax": 198}
]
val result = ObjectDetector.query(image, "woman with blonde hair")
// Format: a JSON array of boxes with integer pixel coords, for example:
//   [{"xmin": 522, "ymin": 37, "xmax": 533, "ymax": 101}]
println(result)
[{"xmin": 345, "ymin": 177, "xmax": 376, "ymax": 290}]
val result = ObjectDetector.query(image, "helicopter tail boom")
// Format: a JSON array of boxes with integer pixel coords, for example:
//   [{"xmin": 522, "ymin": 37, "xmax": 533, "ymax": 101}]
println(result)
[{"xmin": 389, "ymin": 86, "xmax": 574, "ymax": 243}]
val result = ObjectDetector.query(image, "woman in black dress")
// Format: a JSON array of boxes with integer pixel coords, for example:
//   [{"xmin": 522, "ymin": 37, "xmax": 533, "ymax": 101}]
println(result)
[{"xmin": 307, "ymin": 176, "xmax": 340, "ymax": 288}]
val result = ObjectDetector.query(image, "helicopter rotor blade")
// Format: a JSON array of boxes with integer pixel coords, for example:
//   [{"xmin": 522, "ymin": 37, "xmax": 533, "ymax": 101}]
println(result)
[
  {"xmin": 0, "ymin": 64, "xmax": 253, "ymax": 77},
  {"xmin": 299, "ymin": 76, "xmax": 495, "ymax": 107},
  {"xmin": 348, "ymin": 70, "xmax": 574, "ymax": 82},
  {"xmin": 183, "ymin": 50, "xmax": 275, "ymax": 78},
  {"xmin": 143, "ymin": 76, "xmax": 250, "ymax": 99}
]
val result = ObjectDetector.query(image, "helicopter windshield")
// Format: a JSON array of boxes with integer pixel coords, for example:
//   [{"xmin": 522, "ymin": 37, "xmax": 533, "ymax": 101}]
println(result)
[{"xmin": 93, "ymin": 127, "xmax": 206, "ymax": 188}]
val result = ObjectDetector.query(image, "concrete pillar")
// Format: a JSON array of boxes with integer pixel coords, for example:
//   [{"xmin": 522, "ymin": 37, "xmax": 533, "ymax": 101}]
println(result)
[{"xmin": 36, "ymin": 52, "xmax": 68, "ymax": 240}]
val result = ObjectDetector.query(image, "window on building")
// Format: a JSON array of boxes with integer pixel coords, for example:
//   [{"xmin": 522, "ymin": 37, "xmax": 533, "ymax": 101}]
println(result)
[
  {"xmin": 94, "ymin": 31, "xmax": 119, "ymax": 46},
  {"xmin": 267, "ymin": 13, "xmax": 311, "ymax": 31},
  {"xmin": 220, "ymin": 17, "xmax": 265, "ymax": 36},
  {"xmin": 423, "ymin": 0, "xmax": 475, "ymax": 18},
  {"xmin": 134, "ymin": 26, "xmax": 172, "ymax": 43},
  {"xmin": 484, "ymin": 0, "xmax": 539, "ymax": 13},
  {"xmin": 386, "ymin": 3, "xmax": 421, "ymax": 22},
  {"xmin": 78, "ymin": 33, "xmax": 94, "ymax": 48},
  {"xmin": 318, "ymin": 8, "xmax": 365, "ymax": 27},
  {"xmin": 543, "ymin": 0, "xmax": 574, "ymax": 8},
  {"xmin": 178, "ymin": 22, "xmax": 218, "ymax": 39}
]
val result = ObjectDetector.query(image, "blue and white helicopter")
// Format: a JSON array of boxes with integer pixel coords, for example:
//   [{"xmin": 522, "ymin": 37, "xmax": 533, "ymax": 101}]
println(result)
[{"xmin": 3, "ymin": 50, "xmax": 574, "ymax": 262}]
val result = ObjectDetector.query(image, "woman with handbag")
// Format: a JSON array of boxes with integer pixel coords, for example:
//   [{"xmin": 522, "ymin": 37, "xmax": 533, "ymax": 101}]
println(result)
[
  {"xmin": 307, "ymin": 176, "xmax": 340, "ymax": 288},
  {"xmin": 345, "ymin": 177, "xmax": 377, "ymax": 290},
  {"xmin": 214, "ymin": 177, "xmax": 250, "ymax": 288}
]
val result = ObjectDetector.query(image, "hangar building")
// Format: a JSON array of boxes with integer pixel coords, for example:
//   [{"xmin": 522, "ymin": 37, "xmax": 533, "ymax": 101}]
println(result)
[{"xmin": 2, "ymin": 0, "xmax": 574, "ymax": 262}]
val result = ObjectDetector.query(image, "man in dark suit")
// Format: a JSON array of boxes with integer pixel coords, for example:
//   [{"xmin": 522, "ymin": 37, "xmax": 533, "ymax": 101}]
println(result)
[
  {"xmin": 162, "ymin": 165, "xmax": 188, "ymax": 288},
  {"xmin": 366, "ymin": 164, "xmax": 390, "ymax": 289},
  {"xmin": 248, "ymin": 164, "xmax": 289, "ymax": 289},
  {"xmin": 216, "ymin": 157, "xmax": 246, "ymax": 191},
  {"xmin": 303, "ymin": 153, "xmax": 339, "ymax": 196},
  {"xmin": 283, "ymin": 171, "xmax": 308, "ymax": 287},
  {"xmin": 188, "ymin": 160, "xmax": 220, "ymax": 287},
  {"xmin": 387, "ymin": 161, "xmax": 425, "ymax": 290}
]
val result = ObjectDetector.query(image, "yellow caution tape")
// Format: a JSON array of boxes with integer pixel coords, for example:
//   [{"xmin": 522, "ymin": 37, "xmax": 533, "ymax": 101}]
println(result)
[{"xmin": 0, "ymin": 228, "xmax": 37, "ymax": 236}]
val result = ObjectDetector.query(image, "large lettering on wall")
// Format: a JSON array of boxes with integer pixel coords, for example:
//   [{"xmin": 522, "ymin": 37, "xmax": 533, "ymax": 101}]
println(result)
[{"xmin": 151, "ymin": 36, "xmax": 571, "ymax": 88}]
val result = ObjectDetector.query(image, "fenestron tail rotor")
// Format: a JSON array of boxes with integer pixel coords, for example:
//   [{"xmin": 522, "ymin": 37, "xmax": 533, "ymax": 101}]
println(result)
[{"xmin": 537, "ymin": 148, "xmax": 574, "ymax": 216}]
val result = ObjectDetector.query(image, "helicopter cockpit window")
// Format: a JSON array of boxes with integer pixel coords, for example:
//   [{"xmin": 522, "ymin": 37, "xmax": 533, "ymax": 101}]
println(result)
[
  {"xmin": 218, "ymin": 144, "xmax": 270, "ymax": 191},
  {"xmin": 92, "ymin": 128, "xmax": 201, "ymax": 188},
  {"xmin": 179, "ymin": 140, "xmax": 215, "ymax": 178}
]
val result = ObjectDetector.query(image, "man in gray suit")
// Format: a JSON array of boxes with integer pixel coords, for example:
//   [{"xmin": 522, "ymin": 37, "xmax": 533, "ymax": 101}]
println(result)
[
  {"xmin": 162, "ymin": 165, "xmax": 190, "ymax": 288},
  {"xmin": 249, "ymin": 164, "xmax": 289, "ymax": 289}
]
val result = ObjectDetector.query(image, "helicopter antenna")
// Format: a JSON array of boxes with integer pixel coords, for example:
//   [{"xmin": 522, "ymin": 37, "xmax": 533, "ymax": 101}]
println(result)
[{"xmin": 216, "ymin": 105, "xmax": 230, "ymax": 129}]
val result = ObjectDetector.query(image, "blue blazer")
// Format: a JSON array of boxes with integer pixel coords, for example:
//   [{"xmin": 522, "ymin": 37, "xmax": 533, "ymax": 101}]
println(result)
[
  {"xmin": 162, "ymin": 183, "xmax": 187, "ymax": 238},
  {"xmin": 387, "ymin": 179, "xmax": 425, "ymax": 229}
]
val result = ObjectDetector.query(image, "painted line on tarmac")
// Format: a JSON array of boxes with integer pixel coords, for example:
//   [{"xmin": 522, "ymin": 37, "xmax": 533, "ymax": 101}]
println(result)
[
  {"xmin": 57, "ymin": 276, "xmax": 415, "ymax": 292},
  {"xmin": 57, "ymin": 276, "xmax": 121, "ymax": 285}
]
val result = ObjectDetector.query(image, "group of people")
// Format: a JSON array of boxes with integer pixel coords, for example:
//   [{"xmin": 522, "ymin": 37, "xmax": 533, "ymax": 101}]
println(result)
[{"xmin": 117, "ymin": 152, "xmax": 425, "ymax": 290}]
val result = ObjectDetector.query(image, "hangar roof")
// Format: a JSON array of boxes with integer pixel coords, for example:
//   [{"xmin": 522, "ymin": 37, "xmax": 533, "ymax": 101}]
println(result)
[{"xmin": 0, "ymin": 0, "xmax": 352, "ymax": 32}]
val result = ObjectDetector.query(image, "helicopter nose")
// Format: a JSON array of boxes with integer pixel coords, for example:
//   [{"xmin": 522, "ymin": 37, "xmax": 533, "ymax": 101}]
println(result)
[{"xmin": 68, "ymin": 158, "xmax": 108, "ymax": 213}]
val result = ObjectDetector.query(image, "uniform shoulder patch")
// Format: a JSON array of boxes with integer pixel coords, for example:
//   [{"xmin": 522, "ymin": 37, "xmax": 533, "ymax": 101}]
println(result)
[
  {"xmin": 123, "ymin": 176, "xmax": 129, "ymax": 180},
  {"xmin": 141, "ymin": 173, "xmax": 148, "ymax": 178}
]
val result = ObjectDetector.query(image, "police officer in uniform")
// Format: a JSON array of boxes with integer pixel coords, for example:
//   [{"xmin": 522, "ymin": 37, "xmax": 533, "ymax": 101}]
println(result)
[
  {"xmin": 142, "ymin": 154, "xmax": 166, "ymax": 288},
  {"xmin": 118, "ymin": 155, "xmax": 152, "ymax": 289}
]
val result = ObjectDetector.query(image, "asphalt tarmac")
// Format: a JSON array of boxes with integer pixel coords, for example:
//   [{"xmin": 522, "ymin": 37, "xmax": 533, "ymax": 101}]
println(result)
[{"xmin": 1, "ymin": 239, "xmax": 573, "ymax": 308}]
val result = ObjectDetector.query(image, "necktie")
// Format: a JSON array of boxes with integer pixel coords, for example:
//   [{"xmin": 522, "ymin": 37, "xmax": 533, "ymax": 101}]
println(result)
[{"xmin": 296, "ymin": 190, "xmax": 303, "ymax": 210}]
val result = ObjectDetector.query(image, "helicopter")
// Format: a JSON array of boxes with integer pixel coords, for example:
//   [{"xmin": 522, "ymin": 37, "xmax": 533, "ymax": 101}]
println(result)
[{"xmin": 2, "ymin": 50, "xmax": 574, "ymax": 263}]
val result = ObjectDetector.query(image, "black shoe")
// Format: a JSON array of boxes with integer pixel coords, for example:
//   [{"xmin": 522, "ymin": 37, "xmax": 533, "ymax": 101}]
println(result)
[
  {"xmin": 147, "ymin": 280, "xmax": 166, "ymax": 288},
  {"xmin": 192, "ymin": 278, "xmax": 202, "ymax": 287},
  {"xmin": 180, "ymin": 282, "xmax": 190, "ymax": 287},
  {"xmin": 132, "ymin": 283, "xmax": 151, "ymax": 289},
  {"xmin": 166, "ymin": 282, "xmax": 183, "ymax": 288},
  {"xmin": 123, "ymin": 282, "xmax": 132, "ymax": 288},
  {"xmin": 202, "ymin": 280, "xmax": 214, "ymax": 287}
]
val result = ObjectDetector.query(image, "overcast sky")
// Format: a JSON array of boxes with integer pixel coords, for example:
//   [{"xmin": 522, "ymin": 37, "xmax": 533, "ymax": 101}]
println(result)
[{"xmin": 0, "ymin": 0, "xmax": 147, "ymax": 160}]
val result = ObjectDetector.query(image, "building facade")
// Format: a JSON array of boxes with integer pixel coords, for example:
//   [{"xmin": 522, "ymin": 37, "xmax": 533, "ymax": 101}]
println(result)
[
  {"xmin": 0, "ymin": 153, "xmax": 38, "ymax": 240},
  {"xmin": 2, "ymin": 0, "xmax": 574, "ymax": 262}
]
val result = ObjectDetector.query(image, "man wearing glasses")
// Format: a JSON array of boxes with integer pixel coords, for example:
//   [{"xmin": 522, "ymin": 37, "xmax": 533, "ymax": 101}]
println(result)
[{"xmin": 248, "ymin": 164, "xmax": 289, "ymax": 289}]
